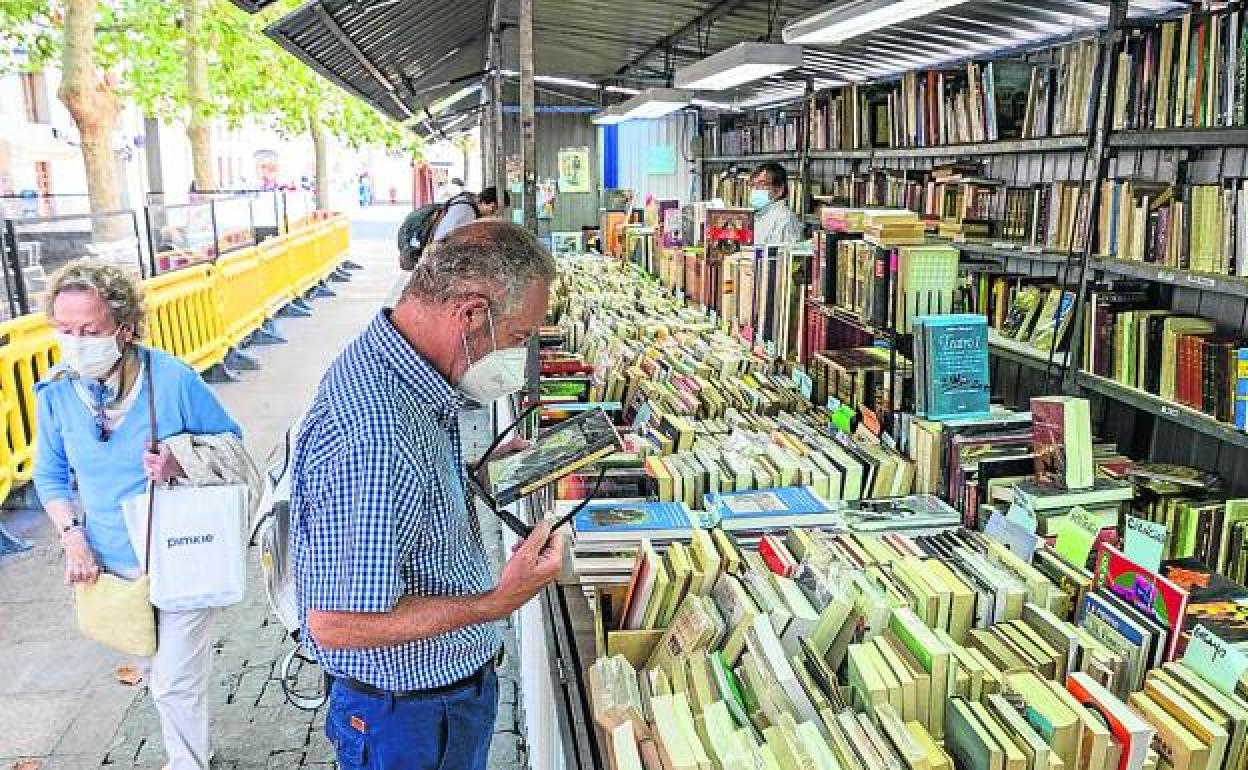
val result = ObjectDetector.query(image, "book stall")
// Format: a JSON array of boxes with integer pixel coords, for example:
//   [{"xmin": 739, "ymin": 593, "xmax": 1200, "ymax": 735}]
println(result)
[{"xmin": 515, "ymin": 181, "xmax": 1248, "ymax": 768}]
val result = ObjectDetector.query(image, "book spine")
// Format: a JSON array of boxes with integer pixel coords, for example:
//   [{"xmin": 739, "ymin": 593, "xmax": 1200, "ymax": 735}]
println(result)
[{"xmin": 1236, "ymin": 347, "xmax": 1248, "ymax": 430}]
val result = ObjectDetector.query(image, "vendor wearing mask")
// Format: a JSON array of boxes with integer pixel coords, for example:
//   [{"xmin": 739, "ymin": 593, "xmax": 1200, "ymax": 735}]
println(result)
[{"xmin": 749, "ymin": 161, "xmax": 804, "ymax": 246}]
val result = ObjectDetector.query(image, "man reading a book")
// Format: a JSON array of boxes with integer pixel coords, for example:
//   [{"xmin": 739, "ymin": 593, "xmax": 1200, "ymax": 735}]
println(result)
[
  {"xmin": 290, "ymin": 220, "xmax": 564, "ymax": 770},
  {"xmin": 750, "ymin": 161, "xmax": 804, "ymax": 246}
]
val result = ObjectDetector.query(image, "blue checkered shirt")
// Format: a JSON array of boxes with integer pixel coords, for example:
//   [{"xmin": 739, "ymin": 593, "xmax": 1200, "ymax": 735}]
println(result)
[{"xmin": 291, "ymin": 310, "xmax": 501, "ymax": 691}]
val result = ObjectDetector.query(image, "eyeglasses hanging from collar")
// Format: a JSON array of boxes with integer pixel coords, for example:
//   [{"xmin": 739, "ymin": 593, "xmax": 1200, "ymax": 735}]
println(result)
[{"xmin": 465, "ymin": 400, "xmax": 608, "ymax": 539}]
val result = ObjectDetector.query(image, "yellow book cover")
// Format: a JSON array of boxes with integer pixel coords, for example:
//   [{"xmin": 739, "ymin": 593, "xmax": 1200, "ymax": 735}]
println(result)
[{"xmin": 1128, "ymin": 691, "xmax": 1210, "ymax": 770}]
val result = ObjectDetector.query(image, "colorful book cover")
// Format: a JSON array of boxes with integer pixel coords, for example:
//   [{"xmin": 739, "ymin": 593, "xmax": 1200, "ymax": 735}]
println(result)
[
  {"xmin": 1031, "ymin": 397, "xmax": 1068, "ymax": 488},
  {"xmin": 916, "ymin": 314, "xmax": 991, "ymax": 421},
  {"xmin": 703, "ymin": 485, "xmax": 832, "ymax": 523},
  {"xmin": 1235, "ymin": 347, "xmax": 1248, "ymax": 430},
  {"xmin": 573, "ymin": 500, "xmax": 695, "ymax": 537},
  {"xmin": 658, "ymin": 199, "xmax": 682, "ymax": 248},
  {"xmin": 705, "ymin": 208, "xmax": 754, "ymax": 246},
  {"xmin": 1092, "ymin": 544, "xmax": 1191, "ymax": 661},
  {"xmin": 1162, "ymin": 557, "xmax": 1248, "ymax": 647}
]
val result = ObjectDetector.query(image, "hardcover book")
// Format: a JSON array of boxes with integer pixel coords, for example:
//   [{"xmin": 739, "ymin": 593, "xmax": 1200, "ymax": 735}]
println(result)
[
  {"xmin": 488, "ymin": 408, "xmax": 623, "ymax": 506},
  {"xmin": 572, "ymin": 501, "xmax": 696, "ymax": 543},
  {"xmin": 1093, "ymin": 544, "xmax": 1191, "ymax": 661},
  {"xmin": 1031, "ymin": 395, "xmax": 1095, "ymax": 490},
  {"xmin": 915, "ymin": 314, "xmax": 991, "ymax": 421}
]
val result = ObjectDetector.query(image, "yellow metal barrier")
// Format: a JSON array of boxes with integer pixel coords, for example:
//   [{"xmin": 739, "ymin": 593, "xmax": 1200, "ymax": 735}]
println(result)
[
  {"xmin": 214, "ymin": 246, "xmax": 268, "ymax": 350},
  {"xmin": 257, "ymin": 235, "xmax": 297, "ymax": 318},
  {"xmin": 144, "ymin": 264, "xmax": 226, "ymax": 373},
  {"xmin": 0, "ymin": 315, "xmax": 57, "ymax": 483},
  {"xmin": 0, "ymin": 217, "xmax": 351, "ymax": 496}
]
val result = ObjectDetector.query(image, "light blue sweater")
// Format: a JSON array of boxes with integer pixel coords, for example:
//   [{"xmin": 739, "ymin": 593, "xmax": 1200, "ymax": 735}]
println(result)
[{"xmin": 32, "ymin": 346, "xmax": 241, "ymax": 572}]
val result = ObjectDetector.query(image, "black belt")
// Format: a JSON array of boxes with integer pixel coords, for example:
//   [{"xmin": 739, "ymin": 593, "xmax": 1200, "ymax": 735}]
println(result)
[{"xmin": 337, "ymin": 648, "xmax": 503, "ymax": 700}]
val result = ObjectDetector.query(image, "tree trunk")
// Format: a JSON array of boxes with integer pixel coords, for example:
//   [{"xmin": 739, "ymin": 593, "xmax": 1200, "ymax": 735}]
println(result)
[
  {"xmin": 309, "ymin": 112, "xmax": 329, "ymax": 211},
  {"xmin": 58, "ymin": 0, "xmax": 121, "ymax": 216},
  {"xmin": 184, "ymin": 0, "xmax": 215, "ymax": 192}
]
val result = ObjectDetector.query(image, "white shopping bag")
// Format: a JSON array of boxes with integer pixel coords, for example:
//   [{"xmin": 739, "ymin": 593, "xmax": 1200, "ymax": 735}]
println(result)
[{"xmin": 123, "ymin": 483, "xmax": 249, "ymax": 611}]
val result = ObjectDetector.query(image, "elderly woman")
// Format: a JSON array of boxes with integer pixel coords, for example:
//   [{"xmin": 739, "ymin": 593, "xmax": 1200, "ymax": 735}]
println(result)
[{"xmin": 32, "ymin": 261, "xmax": 241, "ymax": 770}]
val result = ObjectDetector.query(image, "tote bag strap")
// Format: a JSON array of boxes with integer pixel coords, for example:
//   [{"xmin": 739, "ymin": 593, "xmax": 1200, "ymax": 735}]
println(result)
[{"xmin": 143, "ymin": 349, "xmax": 157, "ymax": 575}]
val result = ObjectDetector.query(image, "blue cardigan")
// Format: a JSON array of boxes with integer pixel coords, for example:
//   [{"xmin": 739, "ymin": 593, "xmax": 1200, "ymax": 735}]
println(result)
[{"xmin": 32, "ymin": 346, "xmax": 241, "ymax": 572}]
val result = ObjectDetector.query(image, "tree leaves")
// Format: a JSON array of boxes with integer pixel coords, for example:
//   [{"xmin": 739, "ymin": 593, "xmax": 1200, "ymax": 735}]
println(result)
[{"xmin": 0, "ymin": 0, "xmax": 422, "ymax": 159}]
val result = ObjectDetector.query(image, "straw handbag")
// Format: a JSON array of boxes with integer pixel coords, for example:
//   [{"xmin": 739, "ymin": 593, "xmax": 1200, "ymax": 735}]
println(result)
[{"xmin": 73, "ymin": 350, "xmax": 158, "ymax": 657}]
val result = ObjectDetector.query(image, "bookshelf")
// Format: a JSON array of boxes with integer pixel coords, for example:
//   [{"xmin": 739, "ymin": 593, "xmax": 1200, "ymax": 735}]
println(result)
[
  {"xmin": 1075, "ymin": 371, "xmax": 1248, "ymax": 451},
  {"xmin": 987, "ymin": 328, "xmax": 1071, "ymax": 371},
  {"xmin": 688, "ymin": 3, "xmax": 1248, "ymax": 489}
]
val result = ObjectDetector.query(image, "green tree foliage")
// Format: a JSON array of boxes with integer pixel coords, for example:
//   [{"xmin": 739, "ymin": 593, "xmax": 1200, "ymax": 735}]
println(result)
[{"xmin": 0, "ymin": 0, "xmax": 421, "ymax": 206}]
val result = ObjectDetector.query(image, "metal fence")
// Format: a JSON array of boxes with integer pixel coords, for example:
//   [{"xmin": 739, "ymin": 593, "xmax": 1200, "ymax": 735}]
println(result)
[
  {"xmin": 2, "ymin": 209, "xmax": 147, "ymax": 319},
  {"xmin": 144, "ymin": 201, "xmax": 217, "ymax": 276}
]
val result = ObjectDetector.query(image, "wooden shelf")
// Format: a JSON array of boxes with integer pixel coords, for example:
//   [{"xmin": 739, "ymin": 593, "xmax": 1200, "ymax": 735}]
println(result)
[
  {"xmin": 1075, "ymin": 372, "xmax": 1248, "ymax": 449},
  {"xmin": 988, "ymin": 329, "xmax": 1070, "ymax": 370}
]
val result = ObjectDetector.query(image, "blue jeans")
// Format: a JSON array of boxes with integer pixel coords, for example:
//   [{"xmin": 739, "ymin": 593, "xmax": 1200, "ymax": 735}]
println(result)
[{"xmin": 325, "ymin": 668, "xmax": 498, "ymax": 770}]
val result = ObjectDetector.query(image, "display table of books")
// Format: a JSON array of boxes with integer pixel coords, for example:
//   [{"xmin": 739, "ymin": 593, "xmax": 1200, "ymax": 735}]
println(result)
[{"xmin": 523, "ymin": 253, "xmax": 1248, "ymax": 770}]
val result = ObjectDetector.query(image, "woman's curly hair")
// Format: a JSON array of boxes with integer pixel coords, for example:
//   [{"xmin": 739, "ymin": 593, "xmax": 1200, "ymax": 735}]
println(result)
[{"xmin": 45, "ymin": 260, "xmax": 147, "ymax": 337}]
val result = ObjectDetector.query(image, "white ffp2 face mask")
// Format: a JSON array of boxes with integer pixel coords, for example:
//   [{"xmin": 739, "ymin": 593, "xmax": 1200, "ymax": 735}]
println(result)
[
  {"xmin": 56, "ymin": 332, "xmax": 123, "ymax": 381},
  {"xmin": 458, "ymin": 308, "xmax": 528, "ymax": 404}
]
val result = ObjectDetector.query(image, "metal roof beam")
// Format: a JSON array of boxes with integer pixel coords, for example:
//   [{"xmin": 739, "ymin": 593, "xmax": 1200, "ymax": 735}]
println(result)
[
  {"xmin": 310, "ymin": 1, "xmax": 412, "ymax": 118},
  {"xmin": 613, "ymin": 0, "xmax": 754, "ymax": 77}
]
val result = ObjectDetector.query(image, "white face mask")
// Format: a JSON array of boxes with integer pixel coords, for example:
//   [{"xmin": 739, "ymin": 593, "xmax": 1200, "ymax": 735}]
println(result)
[
  {"xmin": 458, "ymin": 308, "xmax": 528, "ymax": 404},
  {"xmin": 56, "ymin": 331, "xmax": 123, "ymax": 381}
]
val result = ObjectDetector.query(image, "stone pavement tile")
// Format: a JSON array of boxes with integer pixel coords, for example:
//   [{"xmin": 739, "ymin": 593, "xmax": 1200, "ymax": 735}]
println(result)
[
  {"xmin": 54, "ymin": 685, "xmax": 143, "ymax": 756},
  {"xmin": 0, "ymin": 543, "xmax": 73, "ymax": 604},
  {"xmin": 0, "ymin": 639, "xmax": 130, "ymax": 696},
  {"xmin": 264, "ymin": 750, "xmax": 304, "ymax": 770},
  {"xmin": 486, "ymin": 734, "xmax": 523, "ymax": 770},
  {"xmin": 0, "ymin": 692, "xmax": 83, "ymax": 757},
  {"xmin": 0, "ymin": 597, "xmax": 78, "ymax": 644},
  {"xmin": 40, "ymin": 752, "xmax": 108, "ymax": 770}
]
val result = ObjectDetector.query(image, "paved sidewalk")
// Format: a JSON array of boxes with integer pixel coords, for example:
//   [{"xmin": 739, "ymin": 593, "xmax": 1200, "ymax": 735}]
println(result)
[{"xmin": 0, "ymin": 205, "xmax": 528, "ymax": 770}]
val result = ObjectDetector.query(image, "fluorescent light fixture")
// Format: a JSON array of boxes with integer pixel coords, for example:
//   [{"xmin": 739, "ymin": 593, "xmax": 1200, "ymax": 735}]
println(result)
[
  {"xmin": 605, "ymin": 85, "xmax": 641, "ymax": 96},
  {"xmin": 675, "ymin": 42, "xmax": 804, "ymax": 91},
  {"xmin": 784, "ymin": 0, "xmax": 974, "ymax": 45},
  {"xmin": 691, "ymin": 98, "xmax": 740, "ymax": 112},
  {"xmin": 618, "ymin": 88, "xmax": 691, "ymax": 119},
  {"xmin": 591, "ymin": 105, "xmax": 628, "ymax": 125},
  {"xmin": 429, "ymin": 83, "xmax": 482, "ymax": 115}
]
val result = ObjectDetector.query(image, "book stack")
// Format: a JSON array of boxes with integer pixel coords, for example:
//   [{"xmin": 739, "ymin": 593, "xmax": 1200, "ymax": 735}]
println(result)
[
  {"xmin": 1095, "ymin": 179, "xmax": 1248, "ymax": 276},
  {"xmin": 963, "ymin": 273, "xmax": 1079, "ymax": 356},
  {"xmin": 1112, "ymin": 6, "xmax": 1248, "ymax": 132},
  {"xmin": 587, "ymin": 516, "xmax": 1248, "ymax": 770},
  {"xmin": 713, "ymin": 109, "xmax": 805, "ymax": 156},
  {"xmin": 1077, "ymin": 284, "xmax": 1248, "ymax": 429},
  {"xmin": 805, "ymin": 40, "xmax": 1099, "ymax": 152}
]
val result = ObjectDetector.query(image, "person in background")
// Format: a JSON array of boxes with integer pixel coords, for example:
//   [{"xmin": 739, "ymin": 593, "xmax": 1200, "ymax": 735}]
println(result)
[
  {"xmin": 432, "ymin": 186, "xmax": 511, "ymax": 244},
  {"xmin": 292, "ymin": 221, "xmax": 564, "ymax": 770},
  {"xmin": 32, "ymin": 261, "xmax": 242, "ymax": 770},
  {"xmin": 750, "ymin": 161, "xmax": 804, "ymax": 246}
]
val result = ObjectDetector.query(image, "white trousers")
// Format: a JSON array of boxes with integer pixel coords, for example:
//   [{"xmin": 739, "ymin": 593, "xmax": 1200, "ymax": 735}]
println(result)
[
  {"xmin": 109, "ymin": 566, "xmax": 218, "ymax": 770},
  {"xmin": 139, "ymin": 607, "xmax": 218, "ymax": 770}
]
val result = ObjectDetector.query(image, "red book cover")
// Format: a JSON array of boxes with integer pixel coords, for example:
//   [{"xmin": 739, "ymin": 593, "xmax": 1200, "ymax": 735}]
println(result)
[
  {"xmin": 540, "ymin": 360, "xmax": 593, "ymax": 376},
  {"xmin": 1177, "ymin": 335, "xmax": 1193, "ymax": 407},
  {"xmin": 1030, "ymin": 397, "xmax": 1066, "ymax": 487},
  {"xmin": 1065, "ymin": 672, "xmax": 1155, "ymax": 770},
  {"xmin": 705, "ymin": 209, "xmax": 754, "ymax": 246},
  {"xmin": 759, "ymin": 535, "xmax": 797, "ymax": 577},
  {"xmin": 1092, "ymin": 544, "xmax": 1190, "ymax": 661}
]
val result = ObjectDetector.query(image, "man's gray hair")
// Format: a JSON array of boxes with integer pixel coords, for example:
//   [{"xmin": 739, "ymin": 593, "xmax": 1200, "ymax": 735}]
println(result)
[{"xmin": 404, "ymin": 220, "xmax": 556, "ymax": 314}]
